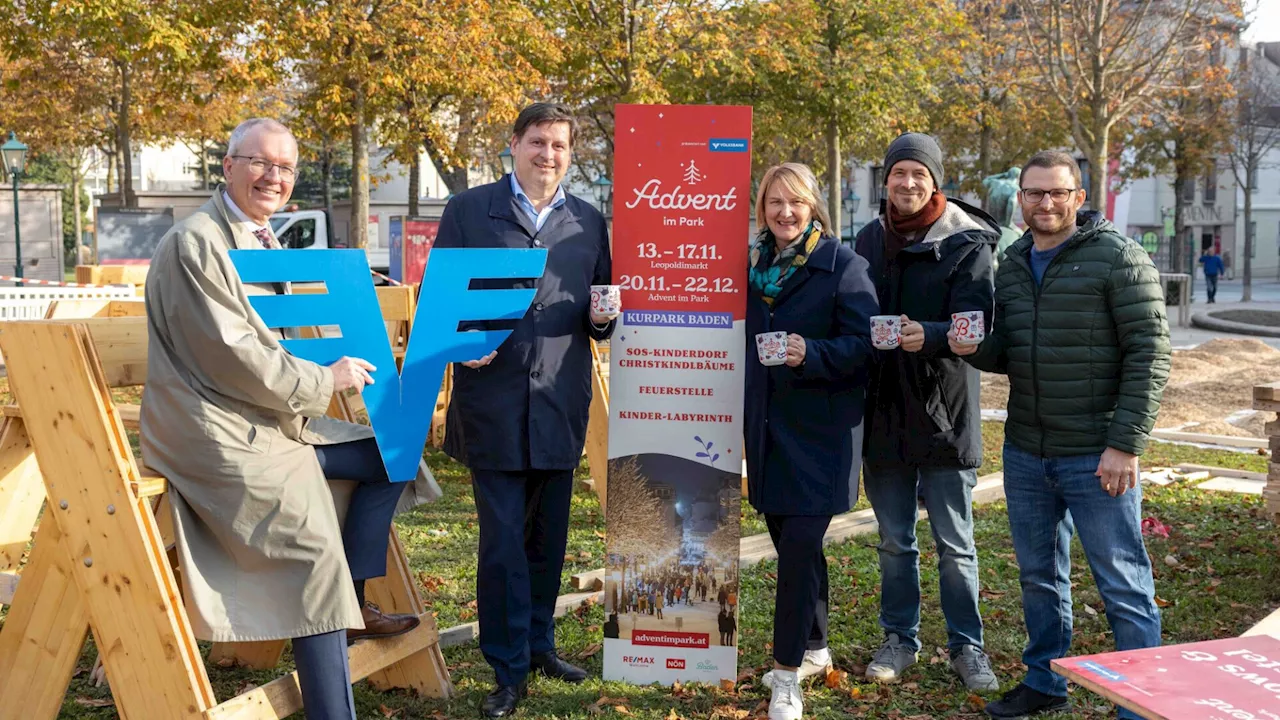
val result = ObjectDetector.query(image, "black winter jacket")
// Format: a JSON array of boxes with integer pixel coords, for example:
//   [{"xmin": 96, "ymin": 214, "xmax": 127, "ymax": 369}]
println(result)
[{"xmin": 854, "ymin": 198, "xmax": 998, "ymax": 469}]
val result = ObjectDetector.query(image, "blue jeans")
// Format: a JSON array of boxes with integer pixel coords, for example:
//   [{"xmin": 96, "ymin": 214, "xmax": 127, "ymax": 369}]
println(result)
[
  {"xmin": 863, "ymin": 463, "xmax": 983, "ymax": 653},
  {"xmin": 1002, "ymin": 442, "xmax": 1161, "ymax": 719}
]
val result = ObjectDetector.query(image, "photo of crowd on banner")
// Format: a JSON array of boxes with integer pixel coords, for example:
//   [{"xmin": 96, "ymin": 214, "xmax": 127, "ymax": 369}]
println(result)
[{"xmin": 602, "ymin": 455, "xmax": 742, "ymax": 648}]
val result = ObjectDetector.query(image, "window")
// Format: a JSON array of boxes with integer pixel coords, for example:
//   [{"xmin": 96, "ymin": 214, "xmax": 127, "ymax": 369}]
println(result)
[
  {"xmin": 870, "ymin": 165, "xmax": 885, "ymax": 208},
  {"xmin": 278, "ymin": 218, "xmax": 317, "ymax": 249},
  {"xmin": 1203, "ymin": 165, "xmax": 1217, "ymax": 205},
  {"xmin": 1249, "ymin": 164, "xmax": 1258, "ymax": 191},
  {"xmin": 1181, "ymin": 177, "xmax": 1196, "ymax": 203}
]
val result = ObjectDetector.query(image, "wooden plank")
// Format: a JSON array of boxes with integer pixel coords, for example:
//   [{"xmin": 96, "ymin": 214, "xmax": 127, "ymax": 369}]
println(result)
[
  {"xmin": 1150, "ymin": 429, "xmax": 1268, "ymax": 449},
  {"xmin": 132, "ymin": 471, "xmax": 169, "ymax": 499},
  {"xmin": 1266, "ymin": 418, "xmax": 1280, "ymax": 436},
  {"xmin": 572, "ymin": 568, "xmax": 606, "ymax": 591},
  {"xmin": 585, "ymin": 340, "xmax": 610, "ymax": 511},
  {"xmin": 203, "ymin": 621, "xmax": 440, "ymax": 720},
  {"xmin": 6, "ymin": 402, "xmax": 140, "ymax": 430},
  {"xmin": 1254, "ymin": 398, "xmax": 1280, "ymax": 413},
  {"xmin": 1174, "ymin": 464, "xmax": 1267, "ymax": 482},
  {"xmin": 439, "ymin": 590, "xmax": 602, "ymax": 649},
  {"xmin": 1254, "ymin": 381, "xmax": 1280, "ymax": 403},
  {"xmin": 206, "ymin": 640, "xmax": 285, "ymax": 672},
  {"xmin": 365, "ymin": 528, "xmax": 453, "ymax": 698},
  {"xmin": 1196, "ymin": 477, "xmax": 1266, "ymax": 495},
  {"xmin": 0, "ymin": 321, "xmax": 214, "ymax": 718},
  {"xmin": 0, "ymin": 518, "xmax": 92, "ymax": 720},
  {"xmin": 0, "ymin": 418, "xmax": 44, "ymax": 572}
]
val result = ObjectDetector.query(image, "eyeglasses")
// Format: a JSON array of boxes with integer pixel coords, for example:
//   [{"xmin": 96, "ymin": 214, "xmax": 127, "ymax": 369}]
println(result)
[
  {"xmin": 232, "ymin": 155, "xmax": 297, "ymax": 182},
  {"xmin": 1021, "ymin": 187, "xmax": 1079, "ymax": 204}
]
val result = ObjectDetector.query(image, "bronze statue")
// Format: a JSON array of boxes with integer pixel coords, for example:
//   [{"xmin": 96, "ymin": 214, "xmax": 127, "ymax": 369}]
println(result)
[{"xmin": 982, "ymin": 167, "xmax": 1024, "ymax": 265}]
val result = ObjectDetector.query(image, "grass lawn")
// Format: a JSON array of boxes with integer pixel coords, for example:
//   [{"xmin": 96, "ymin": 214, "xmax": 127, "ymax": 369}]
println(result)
[{"xmin": 32, "ymin": 415, "xmax": 1276, "ymax": 719}]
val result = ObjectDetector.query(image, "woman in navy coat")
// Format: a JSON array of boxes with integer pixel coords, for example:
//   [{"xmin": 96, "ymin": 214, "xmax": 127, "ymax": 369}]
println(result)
[{"xmin": 745, "ymin": 163, "xmax": 879, "ymax": 720}]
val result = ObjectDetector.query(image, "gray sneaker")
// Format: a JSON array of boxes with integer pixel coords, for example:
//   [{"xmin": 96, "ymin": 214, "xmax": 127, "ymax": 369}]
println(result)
[
  {"xmin": 951, "ymin": 644, "xmax": 999, "ymax": 691},
  {"xmin": 865, "ymin": 633, "xmax": 918, "ymax": 683}
]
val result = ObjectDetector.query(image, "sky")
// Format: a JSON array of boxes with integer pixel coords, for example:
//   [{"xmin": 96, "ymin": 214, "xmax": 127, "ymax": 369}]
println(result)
[{"xmin": 1245, "ymin": 0, "xmax": 1280, "ymax": 44}]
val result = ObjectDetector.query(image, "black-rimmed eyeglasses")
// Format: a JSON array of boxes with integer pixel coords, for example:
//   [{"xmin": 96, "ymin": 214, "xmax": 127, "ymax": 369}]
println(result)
[
  {"xmin": 1020, "ymin": 188, "xmax": 1079, "ymax": 204},
  {"xmin": 231, "ymin": 155, "xmax": 297, "ymax": 182}
]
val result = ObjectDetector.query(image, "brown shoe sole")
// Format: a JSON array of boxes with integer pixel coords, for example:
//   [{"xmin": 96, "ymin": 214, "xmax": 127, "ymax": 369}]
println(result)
[{"xmin": 347, "ymin": 616, "xmax": 421, "ymax": 645}]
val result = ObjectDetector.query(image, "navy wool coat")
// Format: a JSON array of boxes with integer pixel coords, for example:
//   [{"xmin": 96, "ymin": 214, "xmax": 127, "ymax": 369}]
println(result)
[
  {"xmin": 435, "ymin": 175, "xmax": 613, "ymax": 471},
  {"xmin": 744, "ymin": 235, "xmax": 880, "ymax": 516}
]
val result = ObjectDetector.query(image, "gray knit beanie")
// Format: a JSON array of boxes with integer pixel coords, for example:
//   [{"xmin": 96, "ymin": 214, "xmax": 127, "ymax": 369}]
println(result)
[{"xmin": 884, "ymin": 133, "xmax": 944, "ymax": 189}]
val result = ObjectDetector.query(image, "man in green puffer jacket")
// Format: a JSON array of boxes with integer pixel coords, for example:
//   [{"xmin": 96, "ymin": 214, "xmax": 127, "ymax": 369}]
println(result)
[{"xmin": 950, "ymin": 151, "xmax": 1171, "ymax": 720}]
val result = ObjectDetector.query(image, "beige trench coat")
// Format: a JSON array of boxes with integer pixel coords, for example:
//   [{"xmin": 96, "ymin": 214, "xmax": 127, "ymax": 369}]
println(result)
[{"xmin": 140, "ymin": 191, "xmax": 440, "ymax": 642}]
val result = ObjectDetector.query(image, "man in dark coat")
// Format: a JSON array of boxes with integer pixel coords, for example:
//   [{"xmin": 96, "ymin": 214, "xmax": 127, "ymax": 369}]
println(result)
[
  {"xmin": 434, "ymin": 103, "xmax": 616, "ymax": 718},
  {"xmin": 853, "ymin": 133, "xmax": 999, "ymax": 692},
  {"xmin": 955, "ymin": 152, "xmax": 1169, "ymax": 720}
]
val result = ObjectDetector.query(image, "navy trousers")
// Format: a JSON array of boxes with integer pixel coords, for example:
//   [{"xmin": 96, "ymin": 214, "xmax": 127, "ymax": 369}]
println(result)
[
  {"xmin": 472, "ymin": 468, "xmax": 575, "ymax": 687},
  {"xmin": 765, "ymin": 514, "xmax": 833, "ymax": 668},
  {"xmin": 315, "ymin": 438, "xmax": 406, "ymax": 581},
  {"xmin": 290, "ymin": 438, "xmax": 405, "ymax": 720}
]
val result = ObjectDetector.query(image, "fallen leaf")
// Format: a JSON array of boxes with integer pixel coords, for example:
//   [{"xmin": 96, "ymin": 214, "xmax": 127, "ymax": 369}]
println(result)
[
  {"xmin": 614, "ymin": 706, "xmax": 633, "ymax": 716},
  {"xmin": 979, "ymin": 589, "xmax": 1006, "ymax": 600},
  {"xmin": 576, "ymin": 642, "xmax": 602, "ymax": 659},
  {"xmin": 849, "ymin": 687, "xmax": 862, "ymax": 699},
  {"xmin": 1084, "ymin": 604, "xmax": 1099, "ymax": 617},
  {"xmin": 587, "ymin": 625, "xmax": 600, "ymax": 633},
  {"xmin": 579, "ymin": 551, "xmax": 592, "ymax": 559},
  {"xmin": 720, "ymin": 678, "xmax": 736, "ymax": 692},
  {"xmin": 74, "ymin": 697, "xmax": 114, "ymax": 708},
  {"xmin": 903, "ymin": 681, "xmax": 919, "ymax": 690},
  {"xmin": 824, "ymin": 668, "xmax": 847, "ymax": 689},
  {"xmin": 379, "ymin": 704, "xmax": 402, "ymax": 718},
  {"xmin": 967, "ymin": 693, "xmax": 987, "ymax": 711},
  {"xmin": 666, "ymin": 710, "xmax": 682, "ymax": 720},
  {"xmin": 672, "ymin": 679, "xmax": 684, "ymax": 696},
  {"xmin": 1154, "ymin": 596, "xmax": 1173, "ymax": 608}
]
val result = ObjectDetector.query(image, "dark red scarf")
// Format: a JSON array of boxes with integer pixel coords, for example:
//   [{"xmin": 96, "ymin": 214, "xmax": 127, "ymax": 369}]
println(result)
[{"xmin": 884, "ymin": 191, "xmax": 947, "ymax": 263}]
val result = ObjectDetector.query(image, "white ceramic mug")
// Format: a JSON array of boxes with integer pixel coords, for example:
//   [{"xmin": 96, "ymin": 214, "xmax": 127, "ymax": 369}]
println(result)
[
  {"xmin": 590, "ymin": 284, "xmax": 623, "ymax": 316},
  {"xmin": 951, "ymin": 311, "xmax": 985, "ymax": 345},
  {"xmin": 755, "ymin": 331, "xmax": 788, "ymax": 366},
  {"xmin": 870, "ymin": 315, "xmax": 902, "ymax": 350}
]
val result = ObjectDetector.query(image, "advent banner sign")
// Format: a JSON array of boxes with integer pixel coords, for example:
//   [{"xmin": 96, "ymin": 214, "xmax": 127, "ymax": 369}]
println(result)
[
  {"xmin": 1052, "ymin": 636, "xmax": 1280, "ymax": 719},
  {"xmin": 603, "ymin": 104, "xmax": 752, "ymax": 686}
]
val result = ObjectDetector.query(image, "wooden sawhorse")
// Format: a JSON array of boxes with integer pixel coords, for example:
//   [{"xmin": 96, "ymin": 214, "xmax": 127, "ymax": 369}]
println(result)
[{"xmin": 0, "ymin": 305, "xmax": 451, "ymax": 719}]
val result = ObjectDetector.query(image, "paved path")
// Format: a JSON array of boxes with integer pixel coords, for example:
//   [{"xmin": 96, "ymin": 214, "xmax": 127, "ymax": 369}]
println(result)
[{"xmin": 1172, "ymin": 278, "xmax": 1280, "ymax": 349}]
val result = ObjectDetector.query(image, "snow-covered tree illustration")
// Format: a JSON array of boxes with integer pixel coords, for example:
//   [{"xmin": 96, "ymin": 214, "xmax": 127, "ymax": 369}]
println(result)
[
  {"xmin": 606, "ymin": 457, "xmax": 676, "ymax": 591},
  {"xmin": 682, "ymin": 160, "xmax": 704, "ymax": 185}
]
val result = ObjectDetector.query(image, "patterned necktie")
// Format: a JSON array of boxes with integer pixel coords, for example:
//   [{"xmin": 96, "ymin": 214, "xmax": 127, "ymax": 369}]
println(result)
[{"xmin": 252, "ymin": 227, "xmax": 278, "ymax": 249}]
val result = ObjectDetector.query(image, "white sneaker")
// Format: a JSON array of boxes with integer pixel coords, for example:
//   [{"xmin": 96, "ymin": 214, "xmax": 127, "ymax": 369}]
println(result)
[
  {"xmin": 763, "ymin": 647, "xmax": 832, "ymax": 689},
  {"xmin": 768, "ymin": 669, "xmax": 803, "ymax": 720}
]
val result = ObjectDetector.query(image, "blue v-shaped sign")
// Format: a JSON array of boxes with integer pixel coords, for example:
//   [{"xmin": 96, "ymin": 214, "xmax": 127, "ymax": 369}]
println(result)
[{"xmin": 229, "ymin": 248, "xmax": 547, "ymax": 481}]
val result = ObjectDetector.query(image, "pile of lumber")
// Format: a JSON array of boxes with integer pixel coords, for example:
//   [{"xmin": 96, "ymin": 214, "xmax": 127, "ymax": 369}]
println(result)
[{"xmin": 1255, "ymin": 381, "xmax": 1280, "ymax": 522}]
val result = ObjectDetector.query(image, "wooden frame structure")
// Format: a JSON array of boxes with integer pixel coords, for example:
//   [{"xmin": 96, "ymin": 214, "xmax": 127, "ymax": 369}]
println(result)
[{"xmin": 0, "ymin": 289, "xmax": 452, "ymax": 719}]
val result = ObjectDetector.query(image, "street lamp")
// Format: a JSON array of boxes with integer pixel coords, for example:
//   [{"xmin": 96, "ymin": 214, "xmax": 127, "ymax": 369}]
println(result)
[
  {"xmin": 2, "ymin": 131, "xmax": 29, "ymax": 280},
  {"xmin": 841, "ymin": 187, "xmax": 860, "ymax": 242},
  {"xmin": 498, "ymin": 147, "xmax": 513, "ymax": 176},
  {"xmin": 592, "ymin": 175, "xmax": 613, "ymax": 214}
]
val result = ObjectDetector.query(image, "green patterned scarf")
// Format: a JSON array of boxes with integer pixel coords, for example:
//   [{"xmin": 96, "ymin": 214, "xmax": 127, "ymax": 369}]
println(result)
[{"xmin": 748, "ymin": 221, "xmax": 822, "ymax": 306}]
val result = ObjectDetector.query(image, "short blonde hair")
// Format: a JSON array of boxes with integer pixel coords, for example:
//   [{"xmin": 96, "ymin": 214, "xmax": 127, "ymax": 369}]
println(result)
[{"xmin": 755, "ymin": 163, "xmax": 833, "ymax": 235}]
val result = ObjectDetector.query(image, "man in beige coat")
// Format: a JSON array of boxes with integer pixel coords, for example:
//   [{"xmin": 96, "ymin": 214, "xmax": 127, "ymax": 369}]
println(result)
[{"xmin": 140, "ymin": 118, "xmax": 435, "ymax": 720}]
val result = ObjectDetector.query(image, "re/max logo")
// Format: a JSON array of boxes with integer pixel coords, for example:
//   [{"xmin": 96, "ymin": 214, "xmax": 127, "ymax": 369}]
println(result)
[{"xmin": 229, "ymin": 248, "xmax": 547, "ymax": 482}]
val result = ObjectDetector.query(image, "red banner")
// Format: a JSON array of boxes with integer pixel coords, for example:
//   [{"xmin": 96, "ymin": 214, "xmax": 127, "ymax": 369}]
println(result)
[
  {"xmin": 1052, "ymin": 636, "xmax": 1280, "ymax": 719},
  {"xmin": 630, "ymin": 630, "xmax": 711, "ymax": 649}
]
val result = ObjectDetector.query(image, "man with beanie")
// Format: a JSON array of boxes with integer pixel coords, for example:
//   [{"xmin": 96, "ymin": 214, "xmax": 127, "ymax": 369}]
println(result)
[{"xmin": 853, "ymin": 132, "xmax": 1000, "ymax": 691}]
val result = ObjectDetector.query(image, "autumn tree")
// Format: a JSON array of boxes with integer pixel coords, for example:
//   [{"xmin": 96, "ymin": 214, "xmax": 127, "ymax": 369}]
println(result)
[
  {"xmin": 1127, "ymin": 19, "xmax": 1236, "ymax": 274},
  {"xmin": 606, "ymin": 457, "xmax": 673, "ymax": 590},
  {"xmin": 1015, "ymin": 0, "xmax": 1235, "ymax": 213},
  {"xmin": 705, "ymin": 0, "xmax": 965, "ymax": 231},
  {"xmin": 531, "ymin": 0, "xmax": 736, "ymax": 187},
  {"xmin": 1225, "ymin": 43, "xmax": 1280, "ymax": 301},
  {"xmin": 377, "ymin": 0, "xmax": 555, "ymax": 211},
  {"xmin": 0, "ymin": 0, "xmax": 258, "ymax": 207},
  {"xmin": 931, "ymin": 0, "xmax": 1069, "ymax": 204}
]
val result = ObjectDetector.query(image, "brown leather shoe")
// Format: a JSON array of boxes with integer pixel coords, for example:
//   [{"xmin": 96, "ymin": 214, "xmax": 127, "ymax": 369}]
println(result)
[{"xmin": 347, "ymin": 602, "xmax": 420, "ymax": 643}]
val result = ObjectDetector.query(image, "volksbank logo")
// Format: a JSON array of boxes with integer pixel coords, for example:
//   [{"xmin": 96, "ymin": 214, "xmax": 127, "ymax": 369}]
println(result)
[{"xmin": 708, "ymin": 138, "xmax": 748, "ymax": 152}]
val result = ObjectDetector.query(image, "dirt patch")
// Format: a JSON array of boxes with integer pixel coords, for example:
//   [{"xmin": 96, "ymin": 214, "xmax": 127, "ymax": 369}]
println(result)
[
  {"xmin": 978, "ymin": 338, "xmax": 1280, "ymax": 438},
  {"xmin": 1209, "ymin": 310, "xmax": 1280, "ymax": 328}
]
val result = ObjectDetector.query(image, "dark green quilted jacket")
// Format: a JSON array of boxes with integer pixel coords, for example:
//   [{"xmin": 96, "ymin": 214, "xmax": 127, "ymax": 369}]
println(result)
[{"xmin": 966, "ymin": 211, "xmax": 1171, "ymax": 457}]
